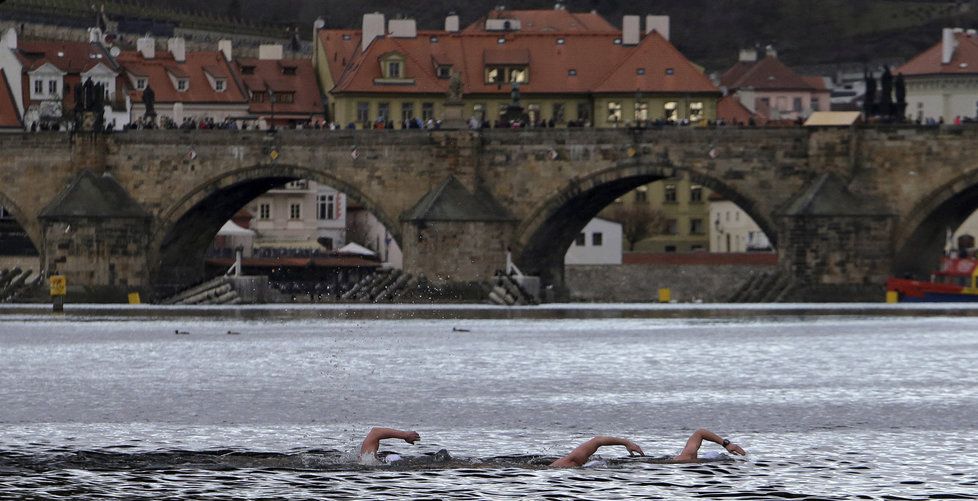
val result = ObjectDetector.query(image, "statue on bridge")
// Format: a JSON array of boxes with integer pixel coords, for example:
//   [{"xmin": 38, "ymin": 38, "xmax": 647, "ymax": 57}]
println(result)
[
  {"xmin": 142, "ymin": 84, "xmax": 157, "ymax": 127},
  {"xmin": 73, "ymin": 77, "xmax": 106, "ymax": 132}
]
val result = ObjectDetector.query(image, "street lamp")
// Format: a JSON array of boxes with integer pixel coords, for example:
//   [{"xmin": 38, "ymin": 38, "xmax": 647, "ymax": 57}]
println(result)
[{"xmin": 267, "ymin": 87, "xmax": 276, "ymax": 131}]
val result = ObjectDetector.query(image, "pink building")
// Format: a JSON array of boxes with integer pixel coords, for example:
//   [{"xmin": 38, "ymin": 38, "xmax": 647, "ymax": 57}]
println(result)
[{"xmin": 719, "ymin": 47, "xmax": 830, "ymax": 123}]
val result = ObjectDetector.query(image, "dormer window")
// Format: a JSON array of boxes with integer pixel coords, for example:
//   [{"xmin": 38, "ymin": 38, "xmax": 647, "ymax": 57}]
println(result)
[
  {"xmin": 177, "ymin": 79, "xmax": 188, "ymax": 91},
  {"xmin": 437, "ymin": 65, "xmax": 452, "ymax": 79},
  {"xmin": 485, "ymin": 65, "xmax": 528, "ymax": 84},
  {"xmin": 215, "ymin": 79, "xmax": 226, "ymax": 91},
  {"xmin": 387, "ymin": 61, "xmax": 401, "ymax": 78},
  {"xmin": 136, "ymin": 78, "xmax": 147, "ymax": 90},
  {"xmin": 374, "ymin": 52, "xmax": 414, "ymax": 85},
  {"xmin": 282, "ymin": 65, "xmax": 297, "ymax": 76}
]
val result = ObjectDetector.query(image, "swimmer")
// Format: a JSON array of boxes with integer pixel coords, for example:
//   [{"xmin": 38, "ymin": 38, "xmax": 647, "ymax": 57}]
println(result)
[
  {"xmin": 359, "ymin": 427, "xmax": 420, "ymax": 463},
  {"xmin": 550, "ymin": 428, "xmax": 746, "ymax": 468}
]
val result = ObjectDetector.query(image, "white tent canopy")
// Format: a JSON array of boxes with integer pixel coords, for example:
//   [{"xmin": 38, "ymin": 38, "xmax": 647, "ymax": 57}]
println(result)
[{"xmin": 338, "ymin": 242, "xmax": 377, "ymax": 256}]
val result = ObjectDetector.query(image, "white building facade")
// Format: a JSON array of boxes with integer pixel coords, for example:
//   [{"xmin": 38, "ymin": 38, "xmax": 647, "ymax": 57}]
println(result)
[
  {"xmin": 709, "ymin": 200, "xmax": 772, "ymax": 252},
  {"xmin": 899, "ymin": 28, "xmax": 978, "ymax": 123},
  {"xmin": 564, "ymin": 218, "xmax": 623, "ymax": 265},
  {"xmin": 247, "ymin": 180, "xmax": 348, "ymax": 251}
]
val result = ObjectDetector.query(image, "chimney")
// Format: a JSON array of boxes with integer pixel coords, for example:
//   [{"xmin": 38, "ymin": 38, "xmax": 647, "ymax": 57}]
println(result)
[
  {"xmin": 739, "ymin": 48, "xmax": 758, "ymax": 62},
  {"xmin": 362, "ymin": 12, "xmax": 385, "ymax": 51},
  {"xmin": 942, "ymin": 27, "xmax": 957, "ymax": 64},
  {"xmin": 167, "ymin": 37, "xmax": 186, "ymax": 62},
  {"xmin": 388, "ymin": 19, "xmax": 417, "ymax": 38},
  {"xmin": 314, "ymin": 17, "xmax": 326, "ymax": 31},
  {"xmin": 258, "ymin": 44, "xmax": 283, "ymax": 60},
  {"xmin": 765, "ymin": 45, "xmax": 777, "ymax": 58},
  {"xmin": 137, "ymin": 35, "xmax": 155, "ymax": 59},
  {"xmin": 445, "ymin": 14, "xmax": 460, "ymax": 32},
  {"xmin": 2, "ymin": 27, "xmax": 17, "ymax": 50},
  {"xmin": 645, "ymin": 15, "xmax": 670, "ymax": 41},
  {"xmin": 554, "ymin": 2, "xmax": 566, "ymax": 9},
  {"xmin": 218, "ymin": 39, "xmax": 232, "ymax": 61},
  {"xmin": 622, "ymin": 15, "xmax": 640, "ymax": 45},
  {"xmin": 88, "ymin": 27, "xmax": 102, "ymax": 44}
]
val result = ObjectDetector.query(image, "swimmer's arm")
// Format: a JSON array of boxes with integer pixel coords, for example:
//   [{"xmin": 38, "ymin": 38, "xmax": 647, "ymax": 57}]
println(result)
[
  {"xmin": 359, "ymin": 427, "xmax": 421, "ymax": 455},
  {"xmin": 675, "ymin": 428, "xmax": 746, "ymax": 461},
  {"xmin": 550, "ymin": 436, "xmax": 644, "ymax": 468}
]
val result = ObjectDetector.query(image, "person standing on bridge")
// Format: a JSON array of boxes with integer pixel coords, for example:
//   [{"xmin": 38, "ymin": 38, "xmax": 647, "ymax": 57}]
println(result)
[{"xmin": 550, "ymin": 428, "xmax": 746, "ymax": 468}]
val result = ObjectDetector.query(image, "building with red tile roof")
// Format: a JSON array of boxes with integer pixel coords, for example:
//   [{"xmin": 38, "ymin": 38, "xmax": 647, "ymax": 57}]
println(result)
[
  {"xmin": 315, "ymin": 7, "xmax": 720, "ymax": 128},
  {"xmin": 897, "ymin": 28, "xmax": 978, "ymax": 122},
  {"xmin": 237, "ymin": 57, "xmax": 324, "ymax": 126},
  {"xmin": 117, "ymin": 36, "xmax": 249, "ymax": 126},
  {"xmin": 1, "ymin": 27, "xmax": 130, "ymax": 130},
  {"xmin": 0, "ymin": 68, "xmax": 23, "ymax": 131},
  {"xmin": 719, "ymin": 47, "xmax": 830, "ymax": 123}
]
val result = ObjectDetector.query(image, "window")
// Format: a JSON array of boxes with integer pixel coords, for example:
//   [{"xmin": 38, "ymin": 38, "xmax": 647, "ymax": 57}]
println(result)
[
  {"xmin": 552, "ymin": 103, "xmax": 565, "ymax": 123},
  {"xmin": 592, "ymin": 232, "xmax": 603, "ymax": 246},
  {"xmin": 317, "ymin": 194, "xmax": 335, "ymax": 220},
  {"xmin": 378, "ymin": 102, "xmax": 390, "ymax": 121},
  {"xmin": 136, "ymin": 78, "xmax": 147, "ymax": 90},
  {"xmin": 437, "ymin": 65, "xmax": 451, "ymax": 79},
  {"xmin": 635, "ymin": 186, "xmax": 648, "ymax": 203},
  {"xmin": 33, "ymin": 80, "xmax": 42, "ymax": 95},
  {"xmin": 430, "ymin": 36, "xmax": 439, "ymax": 43},
  {"xmin": 401, "ymin": 102, "xmax": 415, "ymax": 122},
  {"xmin": 576, "ymin": 102, "xmax": 590, "ymax": 122},
  {"xmin": 357, "ymin": 102, "xmax": 370, "ymax": 123},
  {"xmin": 484, "ymin": 66, "xmax": 529, "ymax": 84},
  {"xmin": 689, "ymin": 102, "xmax": 704, "ymax": 122},
  {"xmin": 474, "ymin": 103, "xmax": 485, "ymax": 121},
  {"xmin": 665, "ymin": 68, "xmax": 674, "ymax": 75},
  {"xmin": 812, "ymin": 97, "xmax": 821, "ymax": 111},
  {"xmin": 607, "ymin": 101, "xmax": 622, "ymax": 123},
  {"xmin": 635, "ymin": 101, "xmax": 648, "ymax": 122},
  {"xmin": 575, "ymin": 233, "xmax": 586, "ymax": 246},
  {"xmin": 776, "ymin": 96, "xmax": 788, "ymax": 111},
  {"xmin": 556, "ymin": 37, "xmax": 566, "ymax": 45},
  {"xmin": 422, "ymin": 102, "xmax": 434, "ymax": 121},
  {"xmin": 289, "ymin": 203, "xmax": 301, "ymax": 220},
  {"xmin": 664, "ymin": 102, "xmax": 678, "ymax": 122},
  {"xmin": 282, "ymin": 66, "xmax": 297, "ymax": 76},
  {"xmin": 177, "ymin": 79, "xmax": 188, "ymax": 91},
  {"xmin": 259, "ymin": 203, "xmax": 271, "ymax": 220},
  {"xmin": 568, "ymin": 69, "xmax": 577, "ymax": 76},
  {"xmin": 251, "ymin": 91, "xmax": 264, "ymax": 103},
  {"xmin": 665, "ymin": 220, "xmax": 678, "ymax": 235},
  {"xmin": 690, "ymin": 218, "xmax": 704, "ymax": 235},
  {"xmin": 48, "ymin": 80, "xmax": 57, "ymax": 95},
  {"xmin": 664, "ymin": 184, "xmax": 677, "ymax": 203},
  {"xmin": 215, "ymin": 79, "xmax": 225, "ymax": 91},
  {"xmin": 793, "ymin": 97, "xmax": 803, "ymax": 112},
  {"xmin": 275, "ymin": 92, "xmax": 294, "ymax": 104},
  {"xmin": 690, "ymin": 185, "xmax": 703, "ymax": 202},
  {"xmin": 387, "ymin": 61, "xmax": 401, "ymax": 78},
  {"xmin": 636, "ymin": 67, "xmax": 646, "ymax": 75},
  {"xmin": 527, "ymin": 103, "xmax": 540, "ymax": 124}
]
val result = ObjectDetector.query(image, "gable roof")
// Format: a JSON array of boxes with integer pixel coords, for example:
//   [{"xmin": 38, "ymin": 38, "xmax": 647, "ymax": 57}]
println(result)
[
  {"xmin": 238, "ymin": 57, "xmax": 324, "ymax": 117},
  {"xmin": 40, "ymin": 171, "xmax": 150, "ymax": 220},
  {"xmin": 0, "ymin": 69, "xmax": 23, "ymax": 129},
  {"xmin": 781, "ymin": 174, "xmax": 890, "ymax": 216},
  {"xmin": 16, "ymin": 40, "xmax": 118, "ymax": 74},
  {"xmin": 897, "ymin": 32, "xmax": 978, "ymax": 76},
  {"xmin": 716, "ymin": 95, "xmax": 753, "ymax": 124},
  {"xmin": 720, "ymin": 55, "xmax": 818, "ymax": 91},
  {"xmin": 323, "ymin": 10, "xmax": 718, "ymax": 97},
  {"xmin": 402, "ymin": 176, "xmax": 513, "ymax": 222},
  {"xmin": 117, "ymin": 50, "xmax": 248, "ymax": 105}
]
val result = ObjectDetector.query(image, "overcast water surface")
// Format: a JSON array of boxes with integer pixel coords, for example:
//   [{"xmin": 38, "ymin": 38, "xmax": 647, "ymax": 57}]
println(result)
[{"xmin": 1, "ymin": 314, "xmax": 976, "ymax": 499}]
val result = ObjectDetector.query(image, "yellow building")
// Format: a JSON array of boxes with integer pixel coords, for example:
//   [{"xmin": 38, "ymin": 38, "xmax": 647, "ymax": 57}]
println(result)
[
  {"xmin": 603, "ymin": 175, "xmax": 712, "ymax": 253},
  {"xmin": 314, "ymin": 8, "xmax": 720, "ymax": 128}
]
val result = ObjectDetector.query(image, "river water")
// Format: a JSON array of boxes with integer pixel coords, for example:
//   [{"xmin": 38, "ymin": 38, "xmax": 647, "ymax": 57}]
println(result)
[{"xmin": 0, "ymin": 313, "xmax": 976, "ymax": 499}]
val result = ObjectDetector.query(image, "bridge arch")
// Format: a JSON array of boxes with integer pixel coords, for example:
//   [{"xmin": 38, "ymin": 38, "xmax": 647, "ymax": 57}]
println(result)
[
  {"xmin": 0, "ymin": 189, "xmax": 42, "ymax": 260},
  {"xmin": 893, "ymin": 168, "xmax": 978, "ymax": 278},
  {"xmin": 513, "ymin": 160, "xmax": 777, "ymax": 290},
  {"xmin": 150, "ymin": 163, "xmax": 401, "ymax": 294}
]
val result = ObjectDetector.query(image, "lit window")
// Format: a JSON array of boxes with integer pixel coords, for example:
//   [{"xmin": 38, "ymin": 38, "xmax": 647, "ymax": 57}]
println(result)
[
  {"xmin": 289, "ymin": 203, "xmax": 301, "ymax": 220},
  {"xmin": 259, "ymin": 203, "xmax": 271, "ymax": 220},
  {"xmin": 486, "ymin": 67, "xmax": 500, "ymax": 84},
  {"xmin": 664, "ymin": 101, "xmax": 678, "ymax": 122},
  {"xmin": 635, "ymin": 101, "xmax": 648, "ymax": 121},
  {"xmin": 689, "ymin": 102, "xmax": 704, "ymax": 122},
  {"xmin": 508, "ymin": 67, "xmax": 528, "ymax": 83},
  {"xmin": 607, "ymin": 102, "xmax": 622, "ymax": 123}
]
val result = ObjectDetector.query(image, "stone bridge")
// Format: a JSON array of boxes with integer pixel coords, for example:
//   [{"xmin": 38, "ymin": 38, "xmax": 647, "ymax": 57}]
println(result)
[{"xmin": 0, "ymin": 126, "xmax": 974, "ymax": 301}]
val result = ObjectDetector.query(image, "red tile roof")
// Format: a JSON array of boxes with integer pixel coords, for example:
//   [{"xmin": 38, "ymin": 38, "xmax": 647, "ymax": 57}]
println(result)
[
  {"xmin": 0, "ymin": 69, "xmax": 23, "ymax": 129},
  {"xmin": 117, "ymin": 50, "xmax": 248, "ymax": 105},
  {"xmin": 464, "ymin": 9, "xmax": 618, "ymax": 34},
  {"xmin": 321, "ymin": 11, "xmax": 718, "ymax": 97},
  {"xmin": 16, "ymin": 40, "xmax": 117, "ymax": 74},
  {"xmin": 238, "ymin": 58, "xmax": 323, "ymax": 118},
  {"xmin": 716, "ymin": 95, "xmax": 753, "ymax": 124},
  {"xmin": 720, "ymin": 56, "xmax": 818, "ymax": 91},
  {"xmin": 897, "ymin": 32, "xmax": 978, "ymax": 76}
]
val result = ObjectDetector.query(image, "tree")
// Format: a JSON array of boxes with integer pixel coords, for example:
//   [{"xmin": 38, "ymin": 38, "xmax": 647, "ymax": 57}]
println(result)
[{"xmin": 607, "ymin": 205, "xmax": 666, "ymax": 251}]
